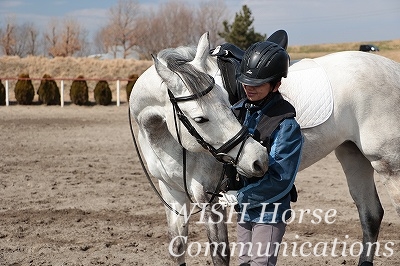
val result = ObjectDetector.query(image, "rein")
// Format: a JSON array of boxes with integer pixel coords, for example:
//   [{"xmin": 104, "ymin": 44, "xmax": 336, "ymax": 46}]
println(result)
[
  {"xmin": 128, "ymin": 108, "xmax": 227, "ymax": 216},
  {"xmin": 128, "ymin": 75, "xmax": 250, "ymax": 217},
  {"xmin": 128, "ymin": 108, "xmax": 182, "ymax": 215}
]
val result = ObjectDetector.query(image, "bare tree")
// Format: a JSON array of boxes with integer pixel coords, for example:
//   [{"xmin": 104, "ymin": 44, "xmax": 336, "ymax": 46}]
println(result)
[
  {"xmin": 0, "ymin": 16, "xmax": 41, "ymax": 57},
  {"xmin": 25, "ymin": 22, "xmax": 40, "ymax": 56},
  {"xmin": 158, "ymin": 1, "xmax": 196, "ymax": 47},
  {"xmin": 61, "ymin": 19, "xmax": 82, "ymax": 56},
  {"xmin": 1, "ymin": 23, "xmax": 16, "ymax": 55},
  {"xmin": 136, "ymin": 1, "xmax": 198, "ymax": 59},
  {"xmin": 0, "ymin": 0, "xmax": 230, "ymax": 58},
  {"xmin": 74, "ymin": 29, "xmax": 91, "ymax": 57},
  {"xmin": 93, "ymin": 29, "xmax": 108, "ymax": 55},
  {"xmin": 98, "ymin": 25, "xmax": 119, "ymax": 58},
  {"xmin": 98, "ymin": 0, "xmax": 141, "ymax": 59},
  {"xmin": 43, "ymin": 18, "xmax": 59, "ymax": 57},
  {"xmin": 0, "ymin": 16, "xmax": 17, "ymax": 56},
  {"xmin": 11, "ymin": 22, "xmax": 41, "ymax": 57},
  {"xmin": 196, "ymin": 0, "xmax": 229, "ymax": 48},
  {"xmin": 44, "ymin": 18, "xmax": 86, "ymax": 57},
  {"xmin": 134, "ymin": 14, "xmax": 162, "ymax": 59},
  {"xmin": 11, "ymin": 23, "xmax": 28, "ymax": 57}
]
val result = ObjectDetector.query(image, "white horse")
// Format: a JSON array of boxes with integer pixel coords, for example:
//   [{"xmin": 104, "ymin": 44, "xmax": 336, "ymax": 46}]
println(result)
[
  {"xmin": 129, "ymin": 33, "xmax": 269, "ymax": 266},
  {"xmin": 129, "ymin": 33, "xmax": 400, "ymax": 266}
]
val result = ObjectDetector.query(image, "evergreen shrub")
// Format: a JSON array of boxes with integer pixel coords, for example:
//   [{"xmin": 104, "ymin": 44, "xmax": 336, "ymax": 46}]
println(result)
[
  {"xmin": 70, "ymin": 75, "xmax": 89, "ymax": 105},
  {"xmin": 0, "ymin": 80, "xmax": 5, "ymax": 105},
  {"xmin": 94, "ymin": 80, "xmax": 112, "ymax": 105},
  {"xmin": 37, "ymin": 74, "xmax": 61, "ymax": 105},
  {"xmin": 15, "ymin": 73, "xmax": 35, "ymax": 105},
  {"xmin": 126, "ymin": 74, "xmax": 139, "ymax": 101}
]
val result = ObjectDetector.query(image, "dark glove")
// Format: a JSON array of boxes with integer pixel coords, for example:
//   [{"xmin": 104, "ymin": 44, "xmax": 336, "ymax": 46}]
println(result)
[
  {"xmin": 290, "ymin": 184, "xmax": 298, "ymax": 202},
  {"xmin": 223, "ymin": 164, "xmax": 245, "ymax": 191}
]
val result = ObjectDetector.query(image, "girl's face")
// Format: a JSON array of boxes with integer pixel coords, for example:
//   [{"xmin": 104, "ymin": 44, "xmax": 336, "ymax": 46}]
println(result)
[{"xmin": 243, "ymin": 82, "xmax": 280, "ymax": 102}]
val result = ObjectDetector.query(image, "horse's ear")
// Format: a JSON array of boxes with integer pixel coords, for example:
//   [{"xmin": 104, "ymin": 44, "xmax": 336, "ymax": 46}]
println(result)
[
  {"xmin": 153, "ymin": 54, "xmax": 180, "ymax": 89},
  {"xmin": 192, "ymin": 32, "xmax": 210, "ymax": 69}
]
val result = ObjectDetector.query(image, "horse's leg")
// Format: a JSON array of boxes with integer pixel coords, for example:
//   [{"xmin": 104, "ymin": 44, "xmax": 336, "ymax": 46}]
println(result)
[
  {"xmin": 335, "ymin": 141, "xmax": 384, "ymax": 266},
  {"xmin": 370, "ymin": 151, "xmax": 400, "ymax": 216},
  {"xmin": 159, "ymin": 181, "xmax": 190, "ymax": 266},
  {"xmin": 200, "ymin": 202, "xmax": 230, "ymax": 266},
  {"xmin": 380, "ymin": 175, "xmax": 400, "ymax": 216}
]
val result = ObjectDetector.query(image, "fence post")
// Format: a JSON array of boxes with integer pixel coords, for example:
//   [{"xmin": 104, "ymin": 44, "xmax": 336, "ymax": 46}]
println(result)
[
  {"xmin": 60, "ymin": 80, "xmax": 64, "ymax": 107},
  {"xmin": 5, "ymin": 80, "xmax": 9, "ymax": 106},
  {"xmin": 117, "ymin": 80, "xmax": 120, "ymax": 106}
]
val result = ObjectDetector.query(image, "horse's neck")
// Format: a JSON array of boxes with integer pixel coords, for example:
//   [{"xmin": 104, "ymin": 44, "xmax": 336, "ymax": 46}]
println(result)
[
  {"xmin": 139, "ymin": 122, "xmax": 185, "ymax": 186},
  {"xmin": 140, "ymin": 124, "xmax": 220, "ymax": 193}
]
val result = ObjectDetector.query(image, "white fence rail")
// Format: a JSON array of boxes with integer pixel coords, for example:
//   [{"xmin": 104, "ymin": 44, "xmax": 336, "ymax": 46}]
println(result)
[{"xmin": 1, "ymin": 77, "xmax": 133, "ymax": 107}]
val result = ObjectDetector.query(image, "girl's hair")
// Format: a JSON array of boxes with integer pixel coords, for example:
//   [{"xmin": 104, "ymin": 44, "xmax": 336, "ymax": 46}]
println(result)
[{"xmin": 269, "ymin": 78, "xmax": 282, "ymax": 90}]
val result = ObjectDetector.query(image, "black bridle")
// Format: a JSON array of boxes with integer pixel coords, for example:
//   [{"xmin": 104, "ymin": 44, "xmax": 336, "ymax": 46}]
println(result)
[
  {"xmin": 167, "ymin": 77, "xmax": 250, "ymax": 165},
  {"xmin": 167, "ymin": 76, "xmax": 250, "ymax": 208},
  {"xmin": 128, "ymin": 75, "xmax": 250, "ymax": 216}
]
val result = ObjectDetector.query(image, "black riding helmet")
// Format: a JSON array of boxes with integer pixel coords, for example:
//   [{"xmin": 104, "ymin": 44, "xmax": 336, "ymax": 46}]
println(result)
[{"xmin": 237, "ymin": 41, "xmax": 290, "ymax": 86}]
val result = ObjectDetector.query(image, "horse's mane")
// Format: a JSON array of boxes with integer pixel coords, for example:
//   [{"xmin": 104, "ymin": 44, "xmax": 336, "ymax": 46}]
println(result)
[{"xmin": 157, "ymin": 46, "xmax": 214, "ymax": 98}]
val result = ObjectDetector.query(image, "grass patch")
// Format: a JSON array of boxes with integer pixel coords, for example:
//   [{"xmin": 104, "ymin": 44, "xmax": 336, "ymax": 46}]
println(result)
[{"xmin": 288, "ymin": 39, "xmax": 400, "ymax": 61}]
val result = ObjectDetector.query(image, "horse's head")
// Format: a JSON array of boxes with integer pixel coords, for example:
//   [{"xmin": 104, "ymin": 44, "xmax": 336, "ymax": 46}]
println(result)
[{"xmin": 151, "ymin": 32, "xmax": 268, "ymax": 177}]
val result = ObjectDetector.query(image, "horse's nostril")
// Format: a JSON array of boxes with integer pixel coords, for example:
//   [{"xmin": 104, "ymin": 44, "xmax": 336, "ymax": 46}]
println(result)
[{"xmin": 253, "ymin": 160, "xmax": 267, "ymax": 177}]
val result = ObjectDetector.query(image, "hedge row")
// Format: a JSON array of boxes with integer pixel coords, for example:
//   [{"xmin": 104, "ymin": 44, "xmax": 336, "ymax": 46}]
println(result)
[{"xmin": 0, "ymin": 73, "xmax": 139, "ymax": 106}]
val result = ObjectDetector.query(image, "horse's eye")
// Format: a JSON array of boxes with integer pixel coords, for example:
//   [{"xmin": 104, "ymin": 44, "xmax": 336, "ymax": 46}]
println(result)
[{"xmin": 193, "ymin": 117, "xmax": 209, "ymax": 123}]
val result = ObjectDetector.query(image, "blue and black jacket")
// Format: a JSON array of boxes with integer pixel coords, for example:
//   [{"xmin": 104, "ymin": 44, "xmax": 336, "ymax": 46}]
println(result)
[{"xmin": 231, "ymin": 92, "xmax": 304, "ymax": 223}]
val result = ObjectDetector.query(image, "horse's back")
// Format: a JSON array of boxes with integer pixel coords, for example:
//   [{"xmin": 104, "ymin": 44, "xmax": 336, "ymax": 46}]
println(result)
[
  {"xmin": 292, "ymin": 51, "xmax": 400, "ymax": 169},
  {"xmin": 314, "ymin": 51, "xmax": 400, "ymax": 83},
  {"xmin": 309, "ymin": 51, "xmax": 400, "ymax": 115}
]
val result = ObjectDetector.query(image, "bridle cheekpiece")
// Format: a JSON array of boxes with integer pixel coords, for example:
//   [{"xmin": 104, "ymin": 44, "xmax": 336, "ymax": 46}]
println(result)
[{"xmin": 167, "ymin": 76, "xmax": 250, "ymax": 165}]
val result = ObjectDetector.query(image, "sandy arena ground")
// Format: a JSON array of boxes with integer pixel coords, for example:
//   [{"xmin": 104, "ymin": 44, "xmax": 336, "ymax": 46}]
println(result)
[{"xmin": 0, "ymin": 103, "xmax": 399, "ymax": 266}]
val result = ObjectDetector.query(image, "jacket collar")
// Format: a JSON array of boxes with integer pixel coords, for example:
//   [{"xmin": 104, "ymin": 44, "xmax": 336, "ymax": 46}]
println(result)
[{"xmin": 232, "ymin": 92, "xmax": 283, "ymax": 111}]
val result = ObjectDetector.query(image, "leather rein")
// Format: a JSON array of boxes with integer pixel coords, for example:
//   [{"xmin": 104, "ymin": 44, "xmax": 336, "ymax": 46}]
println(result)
[{"xmin": 128, "ymin": 76, "xmax": 249, "ymax": 216}]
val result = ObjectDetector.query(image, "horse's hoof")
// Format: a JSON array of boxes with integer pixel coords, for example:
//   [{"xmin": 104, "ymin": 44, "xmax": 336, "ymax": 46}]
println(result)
[{"xmin": 360, "ymin": 262, "xmax": 373, "ymax": 266}]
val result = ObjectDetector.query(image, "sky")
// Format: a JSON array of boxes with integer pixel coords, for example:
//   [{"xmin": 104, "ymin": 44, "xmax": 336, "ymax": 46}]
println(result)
[{"xmin": 0, "ymin": 0, "xmax": 399, "ymax": 46}]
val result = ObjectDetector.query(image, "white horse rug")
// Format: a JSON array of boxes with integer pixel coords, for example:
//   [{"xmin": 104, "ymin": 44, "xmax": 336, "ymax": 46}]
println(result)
[{"xmin": 280, "ymin": 59, "xmax": 333, "ymax": 129}]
